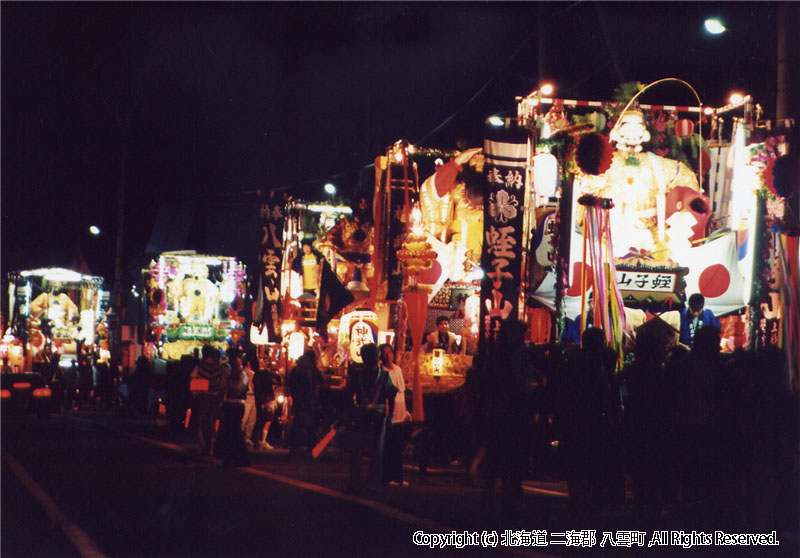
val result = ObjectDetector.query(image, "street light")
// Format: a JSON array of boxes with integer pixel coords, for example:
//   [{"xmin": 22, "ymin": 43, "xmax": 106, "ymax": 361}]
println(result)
[
  {"xmin": 729, "ymin": 93, "xmax": 745, "ymax": 105},
  {"xmin": 89, "ymin": 225, "xmax": 101, "ymax": 236},
  {"xmin": 323, "ymin": 183, "xmax": 336, "ymax": 195},
  {"xmin": 704, "ymin": 18, "xmax": 726, "ymax": 35}
]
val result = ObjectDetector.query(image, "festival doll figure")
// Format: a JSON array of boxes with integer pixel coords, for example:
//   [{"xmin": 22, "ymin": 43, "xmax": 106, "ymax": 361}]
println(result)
[{"xmin": 576, "ymin": 106, "xmax": 701, "ymax": 261}]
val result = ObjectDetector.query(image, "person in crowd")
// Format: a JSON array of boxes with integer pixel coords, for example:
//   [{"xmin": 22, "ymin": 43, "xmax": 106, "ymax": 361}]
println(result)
[
  {"xmin": 215, "ymin": 347, "xmax": 250, "ymax": 467},
  {"xmin": 679, "ymin": 293, "xmax": 721, "ymax": 348},
  {"xmin": 189, "ymin": 344, "xmax": 230, "ymax": 456},
  {"xmin": 379, "ymin": 343, "xmax": 411, "ymax": 485},
  {"xmin": 287, "ymin": 350, "xmax": 323, "ymax": 456},
  {"xmin": 253, "ymin": 359, "xmax": 282, "ymax": 450},
  {"xmin": 477, "ymin": 319, "xmax": 531, "ymax": 516},
  {"xmin": 623, "ymin": 327, "xmax": 669, "ymax": 520},
  {"xmin": 425, "ymin": 316, "xmax": 459, "ymax": 353},
  {"xmin": 241, "ymin": 356, "xmax": 258, "ymax": 446},
  {"xmin": 94, "ymin": 361, "xmax": 114, "ymax": 411},
  {"xmin": 339, "ymin": 343, "xmax": 396, "ymax": 494},
  {"xmin": 559, "ymin": 327, "xmax": 620, "ymax": 516},
  {"xmin": 129, "ymin": 356, "xmax": 153, "ymax": 416}
]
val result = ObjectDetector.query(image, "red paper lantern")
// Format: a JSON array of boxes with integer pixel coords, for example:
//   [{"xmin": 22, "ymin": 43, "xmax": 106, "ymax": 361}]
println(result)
[
  {"xmin": 417, "ymin": 259, "xmax": 442, "ymax": 285},
  {"xmin": 675, "ymin": 118, "xmax": 694, "ymax": 138}
]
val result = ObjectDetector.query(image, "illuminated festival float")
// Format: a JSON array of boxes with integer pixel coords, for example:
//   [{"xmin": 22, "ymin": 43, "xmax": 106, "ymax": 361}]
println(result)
[
  {"xmin": 516, "ymin": 80, "xmax": 795, "ymax": 376},
  {"xmin": 3, "ymin": 268, "xmax": 109, "ymax": 371},
  {"xmin": 368, "ymin": 80, "xmax": 797, "ymax": 412},
  {"xmin": 141, "ymin": 252, "xmax": 247, "ymax": 360},
  {"xmin": 252, "ymin": 79, "xmax": 797, "ymax": 420}
]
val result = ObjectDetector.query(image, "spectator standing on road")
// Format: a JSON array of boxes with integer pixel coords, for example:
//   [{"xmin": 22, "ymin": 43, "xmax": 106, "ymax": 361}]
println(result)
[
  {"xmin": 190, "ymin": 345, "xmax": 230, "ymax": 456},
  {"xmin": 478, "ymin": 319, "xmax": 530, "ymax": 516},
  {"xmin": 254, "ymin": 360, "xmax": 282, "ymax": 450},
  {"xmin": 130, "ymin": 356, "xmax": 153, "ymax": 417},
  {"xmin": 287, "ymin": 350, "xmax": 323, "ymax": 456},
  {"xmin": 241, "ymin": 356, "xmax": 258, "ymax": 446},
  {"xmin": 216, "ymin": 347, "xmax": 250, "ymax": 467},
  {"xmin": 380, "ymin": 343, "xmax": 410, "ymax": 485},
  {"xmin": 340, "ymin": 343, "xmax": 396, "ymax": 494}
]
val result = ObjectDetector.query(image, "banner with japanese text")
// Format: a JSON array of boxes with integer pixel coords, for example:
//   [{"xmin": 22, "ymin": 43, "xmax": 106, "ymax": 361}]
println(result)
[
  {"xmin": 479, "ymin": 124, "xmax": 529, "ymax": 352},
  {"xmin": 253, "ymin": 191, "xmax": 285, "ymax": 342}
]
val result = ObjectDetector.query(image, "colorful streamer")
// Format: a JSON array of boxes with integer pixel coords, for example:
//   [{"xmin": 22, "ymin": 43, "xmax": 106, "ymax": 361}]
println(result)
[
  {"xmin": 777, "ymin": 233, "xmax": 800, "ymax": 391},
  {"xmin": 579, "ymin": 196, "xmax": 627, "ymax": 365}
]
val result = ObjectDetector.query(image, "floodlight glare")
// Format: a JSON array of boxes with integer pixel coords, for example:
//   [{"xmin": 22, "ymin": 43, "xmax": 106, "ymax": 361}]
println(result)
[{"xmin": 704, "ymin": 18, "xmax": 726, "ymax": 35}]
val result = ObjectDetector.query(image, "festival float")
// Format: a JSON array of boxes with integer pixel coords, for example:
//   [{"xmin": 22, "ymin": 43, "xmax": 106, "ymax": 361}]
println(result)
[
  {"xmin": 515, "ymin": 81, "xmax": 794, "ymax": 367},
  {"xmin": 376, "ymin": 79, "xmax": 797, "ymax": 405},
  {"xmin": 141, "ymin": 251, "xmax": 247, "ymax": 360},
  {"xmin": 3, "ymin": 267, "xmax": 109, "ymax": 371},
  {"xmin": 251, "ymin": 192, "xmax": 360, "ymax": 375},
  {"xmin": 252, "ymin": 79, "xmax": 798, "ymax": 409}
]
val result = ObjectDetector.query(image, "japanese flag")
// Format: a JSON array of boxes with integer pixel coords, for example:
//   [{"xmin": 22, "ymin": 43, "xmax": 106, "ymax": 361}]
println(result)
[{"xmin": 681, "ymin": 231, "xmax": 746, "ymax": 316}]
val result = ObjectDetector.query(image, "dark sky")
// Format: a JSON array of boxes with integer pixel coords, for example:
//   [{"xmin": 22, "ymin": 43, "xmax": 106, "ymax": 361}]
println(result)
[{"xmin": 1, "ymin": 1, "xmax": 795, "ymax": 283}]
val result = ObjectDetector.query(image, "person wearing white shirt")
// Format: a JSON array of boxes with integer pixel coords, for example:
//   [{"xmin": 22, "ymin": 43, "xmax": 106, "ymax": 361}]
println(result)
[{"xmin": 380, "ymin": 343, "xmax": 411, "ymax": 485}]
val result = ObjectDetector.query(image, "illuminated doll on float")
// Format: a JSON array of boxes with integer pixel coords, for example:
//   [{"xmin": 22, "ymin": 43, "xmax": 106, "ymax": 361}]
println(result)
[
  {"xmin": 418, "ymin": 148, "xmax": 485, "ymax": 263},
  {"xmin": 29, "ymin": 290, "xmax": 79, "ymax": 328},
  {"xmin": 318, "ymin": 194, "xmax": 374, "ymax": 284},
  {"xmin": 575, "ymin": 106, "xmax": 708, "ymax": 262},
  {"xmin": 179, "ymin": 263, "xmax": 219, "ymax": 322}
]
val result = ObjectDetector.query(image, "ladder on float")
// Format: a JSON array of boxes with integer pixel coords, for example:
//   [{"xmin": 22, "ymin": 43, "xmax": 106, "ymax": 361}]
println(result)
[{"xmin": 297, "ymin": 295, "xmax": 318, "ymax": 325}]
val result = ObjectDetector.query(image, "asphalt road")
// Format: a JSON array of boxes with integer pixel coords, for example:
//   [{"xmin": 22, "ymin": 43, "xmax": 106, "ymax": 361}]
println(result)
[{"xmin": 2, "ymin": 410, "xmax": 796, "ymax": 558}]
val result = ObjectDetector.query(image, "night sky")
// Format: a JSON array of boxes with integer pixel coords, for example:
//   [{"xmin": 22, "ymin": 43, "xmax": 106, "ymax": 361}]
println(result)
[{"xmin": 1, "ymin": 2, "xmax": 796, "ymax": 286}]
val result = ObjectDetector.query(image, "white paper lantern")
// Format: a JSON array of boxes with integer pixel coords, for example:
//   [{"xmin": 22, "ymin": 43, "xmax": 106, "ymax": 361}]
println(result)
[{"xmin": 533, "ymin": 152, "xmax": 559, "ymax": 199}]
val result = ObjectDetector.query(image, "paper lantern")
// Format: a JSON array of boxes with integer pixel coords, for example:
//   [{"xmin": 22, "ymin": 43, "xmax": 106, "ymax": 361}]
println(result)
[
  {"xmin": 675, "ymin": 118, "xmax": 694, "ymax": 138},
  {"xmin": 417, "ymin": 259, "xmax": 442, "ymax": 285},
  {"xmin": 532, "ymin": 152, "xmax": 559, "ymax": 198}
]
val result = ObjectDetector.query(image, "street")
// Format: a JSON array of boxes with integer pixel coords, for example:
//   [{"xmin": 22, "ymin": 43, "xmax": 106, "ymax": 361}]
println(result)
[
  {"xmin": 2, "ymin": 411, "xmax": 564, "ymax": 558},
  {"xmin": 2, "ymin": 410, "xmax": 796, "ymax": 558}
]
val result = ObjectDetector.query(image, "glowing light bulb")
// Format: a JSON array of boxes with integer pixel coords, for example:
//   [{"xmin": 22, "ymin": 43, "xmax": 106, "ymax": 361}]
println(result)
[
  {"xmin": 488, "ymin": 116, "xmax": 505, "ymax": 127},
  {"xmin": 410, "ymin": 205, "xmax": 423, "ymax": 236},
  {"xmin": 704, "ymin": 18, "xmax": 726, "ymax": 35},
  {"xmin": 729, "ymin": 93, "xmax": 744, "ymax": 105},
  {"xmin": 539, "ymin": 83, "xmax": 554, "ymax": 96}
]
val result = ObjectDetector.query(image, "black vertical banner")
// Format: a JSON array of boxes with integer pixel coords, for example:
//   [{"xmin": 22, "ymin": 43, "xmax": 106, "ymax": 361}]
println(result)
[
  {"xmin": 255, "ymin": 191, "xmax": 285, "ymax": 342},
  {"xmin": 479, "ymin": 124, "xmax": 529, "ymax": 354}
]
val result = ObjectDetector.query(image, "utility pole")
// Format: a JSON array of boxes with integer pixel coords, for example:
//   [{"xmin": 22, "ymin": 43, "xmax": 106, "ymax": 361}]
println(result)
[
  {"xmin": 109, "ymin": 108, "xmax": 129, "ymax": 368},
  {"xmin": 776, "ymin": 2, "xmax": 789, "ymax": 120}
]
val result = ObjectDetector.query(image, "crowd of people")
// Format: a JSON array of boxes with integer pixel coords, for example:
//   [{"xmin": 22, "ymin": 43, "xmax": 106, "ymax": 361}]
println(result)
[
  {"xmin": 456, "ymin": 318, "xmax": 798, "ymax": 532},
  {"xmin": 21, "ymin": 317, "xmax": 798, "ymax": 531}
]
